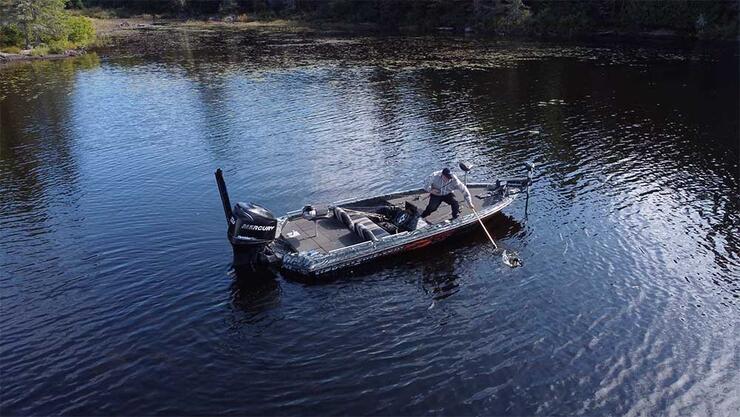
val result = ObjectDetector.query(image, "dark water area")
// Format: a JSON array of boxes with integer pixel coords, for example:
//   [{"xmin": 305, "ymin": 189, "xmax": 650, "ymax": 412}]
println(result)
[{"xmin": 1, "ymin": 28, "xmax": 739, "ymax": 415}]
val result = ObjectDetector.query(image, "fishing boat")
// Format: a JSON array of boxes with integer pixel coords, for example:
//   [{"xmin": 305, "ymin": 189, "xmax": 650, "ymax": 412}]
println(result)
[{"xmin": 215, "ymin": 162, "xmax": 534, "ymax": 276}]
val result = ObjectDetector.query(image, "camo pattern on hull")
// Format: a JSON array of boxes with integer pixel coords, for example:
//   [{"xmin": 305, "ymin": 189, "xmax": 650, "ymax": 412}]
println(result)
[{"xmin": 279, "ymin": 193, "xmax": 516, "ymax": 276}]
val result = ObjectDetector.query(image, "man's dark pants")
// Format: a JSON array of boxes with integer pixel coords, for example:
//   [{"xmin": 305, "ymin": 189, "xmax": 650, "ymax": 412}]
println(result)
[{"xmin": 421, "ymin": 193, "xmax": 459, "ymax": 219}]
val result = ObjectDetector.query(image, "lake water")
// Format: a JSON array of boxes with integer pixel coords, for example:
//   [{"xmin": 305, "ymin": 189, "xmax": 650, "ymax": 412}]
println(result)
[{"xmin": 1, "ymin": 28, "xmax": 738, "ymax": 415}]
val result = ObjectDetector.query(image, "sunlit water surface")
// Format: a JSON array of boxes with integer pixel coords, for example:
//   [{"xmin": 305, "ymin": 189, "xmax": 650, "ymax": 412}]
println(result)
[{"xmin": 1, "ymin": 29, "xmax": 738, "ymax": 416}]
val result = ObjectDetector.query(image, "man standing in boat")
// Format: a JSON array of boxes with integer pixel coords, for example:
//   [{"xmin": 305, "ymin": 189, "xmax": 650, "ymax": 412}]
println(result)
[{"xmin": 421, "ymin": 167, "xmax": 474, "ymax": 220}]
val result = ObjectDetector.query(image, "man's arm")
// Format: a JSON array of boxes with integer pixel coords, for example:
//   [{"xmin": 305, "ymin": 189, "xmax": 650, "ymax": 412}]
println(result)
[{"xmin": 456, "ymin": 178, "xmax": 473, "ymax": 206}]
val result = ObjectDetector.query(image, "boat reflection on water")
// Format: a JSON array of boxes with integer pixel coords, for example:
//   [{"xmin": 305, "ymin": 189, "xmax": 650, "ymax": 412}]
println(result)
[
  {"xmin": 229, "ymin": 265, "xmax": 282, "ymax": 313},
  {"xmin": 482, "ymin": 212, "xmax": 524, "ymax": 242},
  {"xmin": 424, "ymin": 270, "xmax": 462, "ymax": 301}
]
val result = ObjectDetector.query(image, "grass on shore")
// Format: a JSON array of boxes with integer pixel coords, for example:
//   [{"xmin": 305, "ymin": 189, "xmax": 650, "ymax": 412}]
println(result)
[
  {"xmin": 29, "ymin": 46, "xmax": 51, "ymax": 57},
  {"xmin": 0, "ymin": 46, "xmax": 22, "ymax": 54}
]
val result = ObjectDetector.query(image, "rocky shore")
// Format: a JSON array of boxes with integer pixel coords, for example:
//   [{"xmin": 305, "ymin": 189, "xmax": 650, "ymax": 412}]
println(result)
[{"xmin": 0, "ymin": 49, "xmax": 86, "ymax": 64}]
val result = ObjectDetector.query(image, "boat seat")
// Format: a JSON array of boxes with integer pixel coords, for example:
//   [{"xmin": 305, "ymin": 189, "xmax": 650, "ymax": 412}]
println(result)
[
  {"xmin": 333, "ymin": 207, "xmax": 390, "ymax": 242},
  {"xmin": 353, "ymin": 217, "xmax": 391, "ymax": 242},
  {"xmin": 333, "ymin": 206, "xmax": 354, "ymax": 230}
]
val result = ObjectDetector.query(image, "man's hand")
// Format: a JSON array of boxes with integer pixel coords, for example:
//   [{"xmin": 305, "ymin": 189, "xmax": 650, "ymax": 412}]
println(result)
[
  {"xmin": 465, "ymin": 199, "xmax": 474, "ymax": 208},
  {"xmin": 430, "ymin": 187, "xmax": 441, "ymax": 196}
]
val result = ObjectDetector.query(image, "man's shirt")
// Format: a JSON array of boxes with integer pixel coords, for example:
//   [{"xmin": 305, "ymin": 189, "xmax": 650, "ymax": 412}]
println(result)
[{"xmin": 424, "ymin": 170, "xmax": 473, "ymax": 205}]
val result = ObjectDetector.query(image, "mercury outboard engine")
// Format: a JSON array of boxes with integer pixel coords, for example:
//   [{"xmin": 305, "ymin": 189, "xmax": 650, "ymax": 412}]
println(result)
[{"xmin": 215, "ymin": 169, "xmax": 280, "ymax": 268}]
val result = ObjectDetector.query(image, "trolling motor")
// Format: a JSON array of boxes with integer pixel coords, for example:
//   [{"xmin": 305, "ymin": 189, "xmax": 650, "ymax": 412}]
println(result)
[
  {"xmin": 495, "ymin": 162, "xmax": 535, "ymax": 190},
  {"xmin": 459, "ymin": 161, "xmax": 473, "ymax": 185},
  {"xmin": 215, "ymin": 169, "xmax": 281, "ymax": 268},
  {"xmin": 458, "ymin": 160, "xmax": 534, "ymax": 193}
]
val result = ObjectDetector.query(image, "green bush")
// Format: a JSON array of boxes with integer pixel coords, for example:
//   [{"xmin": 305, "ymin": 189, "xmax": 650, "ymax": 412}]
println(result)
[
  {"xmin": 48, "ymin": 41, "xmax": 68, "ymax": 54},
  {"xmin": 0, "ymin": 16, "xmax": 95, "ymax": 51},
  {"xmin": 0, "ymin": 46, "xmax": 22, "ymax": 54},
  {"xmin": 63, "ymin": 16, "xmax": 96, "ymax": 46},
  {"xmin": 0, "ymin": 25, "xmax": 25, "ymax": 48},
  {"xmin": 30, "ymin": 46, "xmax": 50, "ymax": 56}
]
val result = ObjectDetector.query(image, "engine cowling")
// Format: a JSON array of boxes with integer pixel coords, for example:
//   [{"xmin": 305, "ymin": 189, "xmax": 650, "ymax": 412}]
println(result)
[
  {"xmin": 228, "ymin": 202, "xmax": 279, "ymax": 268},
  {"xmin": 230, "ymin": 202, "xmax": 278, "ymax": 244}
]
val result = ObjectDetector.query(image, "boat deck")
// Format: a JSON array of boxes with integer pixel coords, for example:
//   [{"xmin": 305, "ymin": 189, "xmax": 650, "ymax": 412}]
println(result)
[{"xmin": 280, "ymin": 185, "xmax": 492, "ymax": 254}]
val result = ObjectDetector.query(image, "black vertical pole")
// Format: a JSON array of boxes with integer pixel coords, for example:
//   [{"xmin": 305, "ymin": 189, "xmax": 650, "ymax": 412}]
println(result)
[
  {"xmin": 524, "ymin": 162, "xmax": 534, "ymax": 219},
  {"xmin": 215, "ymin": 169, "xmax": 233, "ymax": 222}
]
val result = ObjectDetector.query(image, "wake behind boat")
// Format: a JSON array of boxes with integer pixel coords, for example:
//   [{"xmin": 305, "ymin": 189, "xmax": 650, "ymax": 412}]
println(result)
[{"xmin": 215, "ymin": 163, "xmax": 534, "ymax": 276}]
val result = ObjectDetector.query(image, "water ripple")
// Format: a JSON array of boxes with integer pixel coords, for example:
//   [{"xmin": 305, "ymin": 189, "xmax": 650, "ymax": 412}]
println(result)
[{"xmin": 1, "ymin": 31, "xmax": 738, "ymax": 416}]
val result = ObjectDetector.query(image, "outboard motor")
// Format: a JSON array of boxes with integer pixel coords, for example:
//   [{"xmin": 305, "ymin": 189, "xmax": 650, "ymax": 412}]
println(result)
[{"xmin": 215, "ymin": 169, "xmax": 280, "ymax": 268}]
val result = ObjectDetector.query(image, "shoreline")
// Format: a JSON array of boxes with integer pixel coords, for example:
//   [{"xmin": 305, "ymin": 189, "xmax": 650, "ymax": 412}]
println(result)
[
  {"xmin": 2, "ymin": 16, "xmax": 736, "ymax": 65},
  {"xmin": 0, "ymin": 49, "xmax": 86, "ymax": 64},
  {"xmin": 0, "ymin": 17, "xmax": 148, "ymax": 65},
  {"xmin": 93, "ymin": 17, "xmax": 740, "ymax": 45}
]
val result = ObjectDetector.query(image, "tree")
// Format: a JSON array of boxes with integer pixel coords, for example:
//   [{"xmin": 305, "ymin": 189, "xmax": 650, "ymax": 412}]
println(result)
[
  {"xmin": 4, "ymin": 0, "xmax": 66, "ymax": 48},
  {"xmin": 66, "ymin": 0, "xmax": 85, "ymax": 9},
  {"xmin": 0, "ymin": 0, "xmax": 13, "ymax": 25}
]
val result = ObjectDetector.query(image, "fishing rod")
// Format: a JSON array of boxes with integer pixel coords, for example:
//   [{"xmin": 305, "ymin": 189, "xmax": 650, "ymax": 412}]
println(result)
[{"xmin": 470, "ymin": 206, "xmax": 498, "ymax": 250}]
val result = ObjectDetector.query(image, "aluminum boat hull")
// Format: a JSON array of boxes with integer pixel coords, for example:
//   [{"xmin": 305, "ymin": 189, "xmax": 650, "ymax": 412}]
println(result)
[{"xmin": 275, "ymin": 183, "xmax": 523, "ymax": 276}]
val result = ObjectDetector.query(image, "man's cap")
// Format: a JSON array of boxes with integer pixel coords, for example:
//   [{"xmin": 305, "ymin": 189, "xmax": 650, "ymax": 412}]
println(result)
[{"xmin": 442, "ymin": 168, "xmax": 452, "ymax": 177}]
